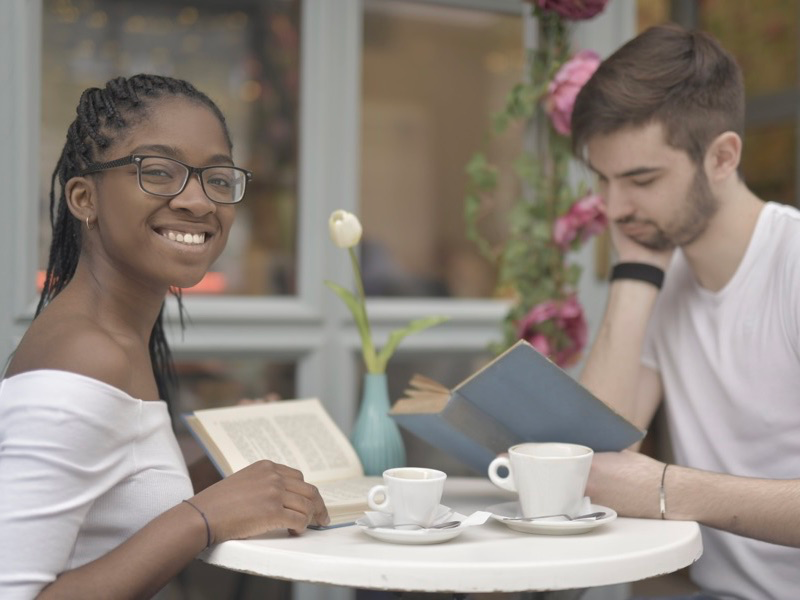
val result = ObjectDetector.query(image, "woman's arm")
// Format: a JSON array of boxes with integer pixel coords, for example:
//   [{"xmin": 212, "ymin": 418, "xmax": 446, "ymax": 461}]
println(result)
[
  {"xmin": 37, "ymin": 460, "xmax": 329, "ymax": 600},
  {"xmin": 0, "ymin": 374, "xmax": 328, "ymax": 600}
]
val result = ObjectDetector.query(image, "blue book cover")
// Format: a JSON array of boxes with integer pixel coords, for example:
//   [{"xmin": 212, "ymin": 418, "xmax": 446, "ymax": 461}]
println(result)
[{"xmin": 390, "ymin": 340, "xmax": 645, "ymax": 474}]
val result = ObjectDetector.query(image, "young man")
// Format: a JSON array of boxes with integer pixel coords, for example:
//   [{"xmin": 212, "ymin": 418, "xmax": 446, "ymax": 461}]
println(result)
[{"xmin": 572, "ymin": 24, "xmax": 800, "ymax": 598}]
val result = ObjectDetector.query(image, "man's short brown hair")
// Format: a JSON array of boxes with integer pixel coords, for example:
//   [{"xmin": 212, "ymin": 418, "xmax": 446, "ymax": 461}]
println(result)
[{"xmin": 571, "ymin": 24, "xmax": 745, "ymax": 165}]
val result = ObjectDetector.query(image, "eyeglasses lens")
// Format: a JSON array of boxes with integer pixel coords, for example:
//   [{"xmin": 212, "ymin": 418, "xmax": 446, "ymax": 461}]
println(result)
[
  {"xmin": 139, "ymin": 157, "xmax": 245, "ymax": 204},
  {"xmin": 203, "ymin": 166, "xmax": 246, "ymax": 204}
]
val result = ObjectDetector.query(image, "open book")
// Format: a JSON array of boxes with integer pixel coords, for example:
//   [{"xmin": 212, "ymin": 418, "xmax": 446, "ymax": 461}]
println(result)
[
  {"xmin": 390, "ymin": 340, "xmax": 645, "ymax": 474},
  {"xmin": 183, "ymin": 398, "xmax": 380, "ymax": 526}
]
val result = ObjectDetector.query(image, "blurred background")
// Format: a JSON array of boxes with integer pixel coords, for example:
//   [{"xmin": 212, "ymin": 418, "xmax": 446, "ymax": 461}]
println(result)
[{"xmin": 2, "ymin": 0, "xmax": 798, "ymax": 598}]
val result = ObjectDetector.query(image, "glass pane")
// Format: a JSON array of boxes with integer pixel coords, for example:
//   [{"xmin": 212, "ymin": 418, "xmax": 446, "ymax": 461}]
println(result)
[
  {"xmin": 636, "ymin": 0, "xmax": 671, "ymax": 30},
  {"xmin": 699, "ymin": 0, "xmax": 799, "ymax": 98},
  {"xmin": 360, "ymin": 1, "xmax": 524, "ymax": 298},
  {"xmin": 40, "ymin": 0, "xmax": 300, "ymax": 296},
  {"xmin": 742, "ymin": 121, "xmax": 797, "ymax": 206}
]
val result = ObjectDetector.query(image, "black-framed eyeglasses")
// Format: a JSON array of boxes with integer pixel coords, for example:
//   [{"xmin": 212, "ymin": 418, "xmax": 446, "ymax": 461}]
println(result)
[{"xmin": 77, "ymin": 155, "xmax": 253, "ymax": 205}]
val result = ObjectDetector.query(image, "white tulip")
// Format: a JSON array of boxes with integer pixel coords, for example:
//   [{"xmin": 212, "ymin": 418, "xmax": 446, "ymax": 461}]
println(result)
[{"xmin": 328, "ymin": 210, "xmax": 363, "ymax": 248}]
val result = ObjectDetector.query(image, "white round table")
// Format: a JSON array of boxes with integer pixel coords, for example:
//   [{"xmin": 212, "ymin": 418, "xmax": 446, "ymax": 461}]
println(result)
[{"xmin": 201, "ymin": 477, "xmax": 702, "ymax": 593}]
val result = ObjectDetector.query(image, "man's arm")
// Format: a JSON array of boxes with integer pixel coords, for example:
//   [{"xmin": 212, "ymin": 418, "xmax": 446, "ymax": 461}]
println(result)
[
  {"xmin": 580, "ymin": 278, "xmax": 663, "ymax": 431},
  {"xmin": 587, "ymin": 451, "xmax": 800, "ymax": 548}
]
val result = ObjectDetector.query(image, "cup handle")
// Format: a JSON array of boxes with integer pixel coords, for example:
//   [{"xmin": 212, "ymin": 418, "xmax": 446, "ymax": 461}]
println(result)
[
  {"xmin": 487, "ymin": 456, "xmax": 516, "ymax": 492},
  {"xmin": 367, "ymin": 485, "xmax": 391, "ymax": 512}
]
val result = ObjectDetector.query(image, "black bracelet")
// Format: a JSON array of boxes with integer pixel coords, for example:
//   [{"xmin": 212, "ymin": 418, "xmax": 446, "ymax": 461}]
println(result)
[
  {"xmin": 183, "ymin": 499, "xmax": 212, "ymax": 549},
  {"xmin": 610, "ymin": 262, "xmax": 665, "ymax": 289}
]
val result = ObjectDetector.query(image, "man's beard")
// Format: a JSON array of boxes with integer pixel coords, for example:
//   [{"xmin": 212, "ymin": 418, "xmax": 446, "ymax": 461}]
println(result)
[{"xmin": 617, "ymin": 168, "xmax": 719, "ymax": 251}]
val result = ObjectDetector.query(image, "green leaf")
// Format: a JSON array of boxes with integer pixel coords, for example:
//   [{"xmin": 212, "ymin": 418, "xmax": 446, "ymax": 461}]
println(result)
[
  {"xmin": 492, "ymin": 112, "xmax": 510, "ymax": 133},
  {"xmin": 464, "ymin": 192, "xmax": 494, "ymax": 260},
  {"xmin": 324, "ymin": 280, "xmax": 379, "ymax": 372},
  {"xmin": 564, "ymin": 263, "xmax": 583, "ymax": 286},
  {"xmin": 465, "ymin": 153, "xmax": 498, "ymax": 191},
  {"xmin": 375, "ymin": 316, "xmax": 450, "ymax": 372}
]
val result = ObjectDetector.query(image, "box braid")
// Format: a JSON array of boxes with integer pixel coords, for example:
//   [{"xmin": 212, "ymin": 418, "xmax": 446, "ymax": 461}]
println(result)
[{"xmin": 38, "ymin": 74, "xmax": 232, "ymax": 404}]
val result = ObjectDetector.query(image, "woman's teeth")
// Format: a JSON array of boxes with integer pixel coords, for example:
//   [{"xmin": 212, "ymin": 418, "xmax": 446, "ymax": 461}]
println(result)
[{"xmin": 164, "ymin": 230, "xmax": 206, "ymax": 245}]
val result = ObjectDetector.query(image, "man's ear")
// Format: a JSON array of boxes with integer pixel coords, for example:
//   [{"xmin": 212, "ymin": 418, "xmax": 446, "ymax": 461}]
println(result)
[
  {"xmin": 705, "ymin": 131, "xmax": 741, "ymax": 183},
  {"xmin": 65, "ymin": 176, "xmax": 97, "ymax": 228}
]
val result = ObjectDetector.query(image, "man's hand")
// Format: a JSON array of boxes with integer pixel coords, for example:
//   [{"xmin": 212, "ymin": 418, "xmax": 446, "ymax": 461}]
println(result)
[{"xmin": 608, "ymin": 219, "xmax": 674, "ymax": 270}]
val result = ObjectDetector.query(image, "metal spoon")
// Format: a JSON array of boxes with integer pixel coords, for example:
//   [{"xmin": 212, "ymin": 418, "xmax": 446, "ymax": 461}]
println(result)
[
  {"xmin": 503, "ymin": 511, "xmax": 606, "ymax": 522},
  {"xmin": 366, "ymin": 520, "xmax": 462, "ymax": 530}
]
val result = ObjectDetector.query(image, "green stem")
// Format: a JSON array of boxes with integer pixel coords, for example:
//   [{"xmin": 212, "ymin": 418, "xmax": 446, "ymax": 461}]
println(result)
[
  {"xmin": 349, "ymin": 247, "xmax": 378, "ymax": 372},
  {"xmin": 349, "ymin": 247, "xmax": 367, "ymax": 302}
]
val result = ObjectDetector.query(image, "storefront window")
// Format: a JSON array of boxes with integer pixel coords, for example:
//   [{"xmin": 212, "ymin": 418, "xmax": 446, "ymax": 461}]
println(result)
[{"xmin": 360, "ymin": 1, "xmax": 524, "ymax": 298}]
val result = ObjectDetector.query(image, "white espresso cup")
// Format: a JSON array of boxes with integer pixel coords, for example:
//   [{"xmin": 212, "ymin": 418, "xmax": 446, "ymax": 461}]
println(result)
[
  {"xmin": 367, "ymin": 467, "xmax": 447, "ymax": 526},
  {"xmin": 487, "ymin": 442, "xmax": 593, "ymax": 518}
]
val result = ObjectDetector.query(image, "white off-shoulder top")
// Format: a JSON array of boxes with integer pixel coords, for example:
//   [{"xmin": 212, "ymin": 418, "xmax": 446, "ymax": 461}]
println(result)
[{"xmin": 0, "ymin": 370, "xmax": 193, "ymax": 599}]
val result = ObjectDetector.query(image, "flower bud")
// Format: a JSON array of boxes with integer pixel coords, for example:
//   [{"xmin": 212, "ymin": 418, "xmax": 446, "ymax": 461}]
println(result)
[{"xmin": 328, "ymin": 210, "xmax": 363, "ymax": 248}]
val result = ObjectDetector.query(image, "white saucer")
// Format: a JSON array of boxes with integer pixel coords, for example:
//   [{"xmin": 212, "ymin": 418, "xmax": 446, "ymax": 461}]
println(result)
[
  {"xmin": 486, "ymin": 501, "xmax": 617, "ymax": 535},
  {"xmin": 355, "ymin": 520, "xmax": 465, "ymax": 545}
]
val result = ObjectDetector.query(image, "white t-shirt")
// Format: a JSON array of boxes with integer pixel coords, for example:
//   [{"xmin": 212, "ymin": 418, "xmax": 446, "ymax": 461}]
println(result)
[
  {"xmin": 643, "ymin": 202, "xmax": 800, "ymax": 599},
  {"xmin": 0, "ymin": 370, "xmax": 193, "ymax": 599}
]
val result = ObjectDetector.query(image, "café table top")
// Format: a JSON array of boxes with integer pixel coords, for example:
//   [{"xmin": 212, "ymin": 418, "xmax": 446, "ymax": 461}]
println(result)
[{"xmin": 200, "ymin": 477, "xmax": 703, "ymax": 593}]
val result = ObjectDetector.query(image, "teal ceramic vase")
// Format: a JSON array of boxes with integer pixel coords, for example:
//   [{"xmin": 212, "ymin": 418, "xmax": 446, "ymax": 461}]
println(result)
[{"xmin": 350, "ymin": 373, "xmax": 406, "ymax": 476}]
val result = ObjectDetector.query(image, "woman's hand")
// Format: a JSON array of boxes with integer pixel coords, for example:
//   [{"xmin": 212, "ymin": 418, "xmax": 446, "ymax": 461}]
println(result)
[{"xmin": 189, "ymin": 460, "xmax": 330, "ymax": 543}]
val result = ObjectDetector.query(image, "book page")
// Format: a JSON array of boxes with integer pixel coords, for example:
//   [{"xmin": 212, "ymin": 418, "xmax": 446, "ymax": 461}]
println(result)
[
  {"xmin": 192, "ymin": 399, "xmax": 364, "ymax": 484},
  {"xmin": 390, "ymin": 394, "xmax": 448, "ymax": 414},
  {"xmin": 316, "ymin": 476, "xmax": 382, "ymax": 511},
  {"xmin": 408, "ymin": 373, "xmax": 450, "ymax": 395},
  {"xmin": 390, "ymin": 373, "xmax": 450, "ymax": 414}
]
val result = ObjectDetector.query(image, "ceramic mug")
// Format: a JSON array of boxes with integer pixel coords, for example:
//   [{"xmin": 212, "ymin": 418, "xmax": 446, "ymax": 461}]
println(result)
[
  {"xmin": 367, "ymin": 467, "xmax": 447, "ymax": 526},
  {"xmin": 487, "ymin": 442, "xmax": 593, "ymax": 518}
]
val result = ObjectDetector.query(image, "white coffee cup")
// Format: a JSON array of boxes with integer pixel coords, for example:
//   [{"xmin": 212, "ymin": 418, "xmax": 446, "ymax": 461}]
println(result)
[
  {"xmin": 367, "ymin": 467, "xmax": 447, "ymax": 526},
  {"xmin": 487, "ymin": 442, "xmax": 593, "ymax": 518}
]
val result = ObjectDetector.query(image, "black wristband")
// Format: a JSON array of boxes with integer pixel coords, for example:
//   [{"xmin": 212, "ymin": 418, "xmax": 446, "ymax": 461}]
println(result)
[{"xmin": 610, "ymin": 262, "xmax": 665, "ymax": 289}]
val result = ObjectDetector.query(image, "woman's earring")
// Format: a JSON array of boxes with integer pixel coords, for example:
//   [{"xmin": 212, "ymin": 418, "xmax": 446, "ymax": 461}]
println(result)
[{"xmin": 86, "ymin": 216, "xmax": 94, "ymax": 231}]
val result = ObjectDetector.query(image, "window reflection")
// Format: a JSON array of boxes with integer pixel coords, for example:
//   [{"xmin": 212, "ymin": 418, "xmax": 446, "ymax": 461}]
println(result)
[
  {"xmin": 360, "ymin": 1, "xmax": 524, "ymax": 298},
  {"xmin": 41, "ymin": 0, "xmax": 300, "ymax": 296}
]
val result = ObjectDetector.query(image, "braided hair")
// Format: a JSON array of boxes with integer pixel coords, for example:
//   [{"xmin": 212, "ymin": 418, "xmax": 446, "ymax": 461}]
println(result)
[{"xmin": 38, "ymin": 74, "xmax": 232, "ymax": 404}]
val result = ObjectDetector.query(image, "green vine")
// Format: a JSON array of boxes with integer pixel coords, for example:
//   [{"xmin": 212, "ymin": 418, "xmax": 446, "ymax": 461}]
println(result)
[{"xmin": 464, "ymin": 10, "xmax": 600, "ymax": 364}]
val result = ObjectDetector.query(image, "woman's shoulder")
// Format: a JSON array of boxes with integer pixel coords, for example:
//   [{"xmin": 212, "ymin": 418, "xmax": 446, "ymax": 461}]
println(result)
[
  {"xmin": 1, "ymin": 369, "xmax": 138, "ymax": 404},
  {"xmin": 7, "ymin": 314, "xmax": 139, "ymax": 399}
]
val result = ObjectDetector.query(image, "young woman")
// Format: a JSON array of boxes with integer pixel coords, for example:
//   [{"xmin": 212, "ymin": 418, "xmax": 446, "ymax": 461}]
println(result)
[{"xmin": 0, "ymin": 74, "xmax": 328, "ymax": 599}]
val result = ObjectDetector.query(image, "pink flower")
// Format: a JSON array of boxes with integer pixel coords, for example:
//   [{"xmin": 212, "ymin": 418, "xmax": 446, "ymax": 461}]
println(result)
[
  {"xmin": 553, "ymin": 193, "xmax": 607, "ymax": 249},
  {"xmin": 516, "ymin": 296, "xmax": 588, "ymax": 367},
  {"xmin": 534, "ymin": 0, "xmax": 609, "ymax": 20},
  {"xmin": 545, "ymin": 50, "xmax": 601, "ymax": 135}
]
